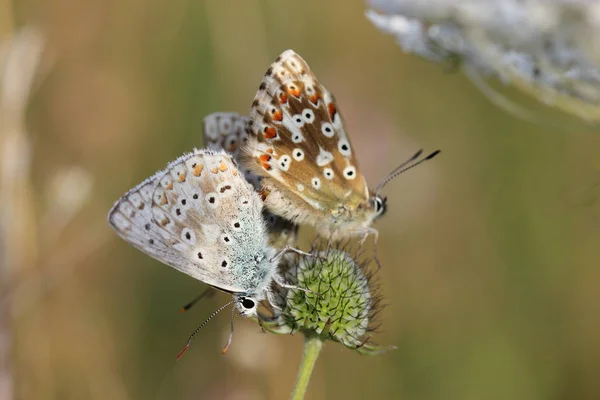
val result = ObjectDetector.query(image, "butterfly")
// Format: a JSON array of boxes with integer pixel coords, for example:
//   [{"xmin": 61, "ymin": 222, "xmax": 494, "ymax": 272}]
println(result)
[
  {"xmin": 108, "ymin": 149, "xmax": 307, "ymax": 357},
  {"xmin": 203, "ymin": 112, "xmax": 298, "ymax": 250},
  {"xmin": 242, "ymin": 49, "xmax": 440, "ymax": 241}
]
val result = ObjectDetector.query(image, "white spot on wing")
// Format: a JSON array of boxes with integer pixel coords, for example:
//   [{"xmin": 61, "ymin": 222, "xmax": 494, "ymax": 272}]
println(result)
[
  {"xmin": 181, "ymin": 228, "xmax": 197, "ymax": 244},
  {"xmin": 278, "ymin": 155, "xmax": 292, "ymax": 171},
  {"xmin": 321, "ymin": 122, "xmax": 335, "ymax": 138},
  {"xmin": 343, "ymin": 166, "xmax": 357, "ymax": 180},
  {"xmin": 312, "ymin": 177, "xmax": 321, "ymax": 189},
  {"xmin": 302, "ymin": 109, "xmax": 315, "ymax": 123},
  {"xmin": 316, "ymin": 148, "xmax": 334, "ymax": 167},
  {"xmin": 292, "ymin": 148, "xmax": 305, "ymax": 161},
  {"xmin": 338, "ymin": 139, "xmax": 351, "ymax": 157},
  {"xmin": 292, "ymin": 114, "xmax": 304, "ymax": 127}
]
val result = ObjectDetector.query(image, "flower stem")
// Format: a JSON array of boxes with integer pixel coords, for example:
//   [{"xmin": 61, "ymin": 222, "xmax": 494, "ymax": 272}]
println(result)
[{"xmin": 291, "ymin": 333, "xmax": 323, "ymax": 400}]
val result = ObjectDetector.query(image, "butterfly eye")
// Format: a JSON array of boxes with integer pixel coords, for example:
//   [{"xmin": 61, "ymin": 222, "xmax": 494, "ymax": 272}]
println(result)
[
  {"xmin": 373, "ymin": 196, "xmax": 387, "ymax": 217},
  {"xmin": 241, "ymin": 297, "xmax": 255, "ymax": 310}
]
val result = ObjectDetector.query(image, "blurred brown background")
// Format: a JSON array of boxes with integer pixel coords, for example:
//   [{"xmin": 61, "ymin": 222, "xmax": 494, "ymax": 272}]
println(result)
[{"xmin": 2, "ymin": 0, "xmax": 600, "ymax": 399}]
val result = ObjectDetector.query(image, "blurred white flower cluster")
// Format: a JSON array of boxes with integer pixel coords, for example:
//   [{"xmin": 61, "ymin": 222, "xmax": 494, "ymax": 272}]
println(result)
[{"xmin": 366, "ymin": 0, "xmax": 600, "ymax": 122}]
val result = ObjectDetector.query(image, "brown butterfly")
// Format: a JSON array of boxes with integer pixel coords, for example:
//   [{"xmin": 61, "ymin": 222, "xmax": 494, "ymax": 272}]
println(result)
[{"xmin": 242, "ymin": 50, "xmax": 439, "ymax": 241}]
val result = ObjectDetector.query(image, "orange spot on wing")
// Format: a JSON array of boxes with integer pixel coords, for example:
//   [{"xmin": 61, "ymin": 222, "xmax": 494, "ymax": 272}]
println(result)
[
  {"xmin": 279, "ymin": 92, "xmax": 288, "ymax": 104},
  {"xmin": 211, "ymin": 167, "xmax": 218, "ymax": 174},
  {"xmin": 259, "ymin": 154, "xmax": 272, "ymax": 171},
  {"xmin": 166, "ymin": 182, "xmax": 173, "ymax": 190},
  {"xmin": 193, "ymin": 164, "xmax": 203, "ymax": 176},
  {"xmin": 159, "ymin": 194, "xmax": 167, "ymax": 205},
  {"xmin": 266, "ymin": 148, "xmax": 273, "ymax": 154},
  {"xmin": 178, "ymin": 173, "xmax": 186, "ymax": 182},
  {"xmin": 273, "ymin": 110, "xmax": 283, "ymax": 121},
  {"xmin": 259, "ymin": 188, "xmax": 271, "ymax": 201},
  {"xmin": 309, "ymin": 92, "xmax": 320, "ymax": 104},
  {"xmin": 287, "ymin": 85, "xmax": 301, "ymax": 97},
  {"xmin": 232, "ymin": 169, "xmax": 238, "ymax": 176},
  {"xmin": 328, "ymin": 103, "xmax": 337, "ymax": 120},
  {"xmin": 218, "ymin": 161, "xmax": 228, "ymax": 172},
  {"xmin": 264, "ymin": 127, "xmax": 277, "ymax": 139}
]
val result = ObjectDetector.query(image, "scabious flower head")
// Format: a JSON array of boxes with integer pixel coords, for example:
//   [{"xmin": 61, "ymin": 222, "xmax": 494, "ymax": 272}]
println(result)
[{"xmin": 259, "ymin": 244, "xmax": 393, "ymax": 355}]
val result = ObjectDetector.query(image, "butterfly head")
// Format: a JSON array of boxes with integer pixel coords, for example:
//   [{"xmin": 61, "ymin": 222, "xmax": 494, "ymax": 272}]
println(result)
[
  {"xmin": 235, "ymin": 295, "xmax": 259, "ymax": 317},
  {"xmin": 371, "ymin": 194, "xmax": 388, "ymax": 220}
]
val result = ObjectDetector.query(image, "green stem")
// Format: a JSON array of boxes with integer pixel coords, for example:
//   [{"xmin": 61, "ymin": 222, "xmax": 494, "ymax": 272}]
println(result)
[{"xmin": 290, "ymin": 333, "xmax": 323, "ymax": 400}]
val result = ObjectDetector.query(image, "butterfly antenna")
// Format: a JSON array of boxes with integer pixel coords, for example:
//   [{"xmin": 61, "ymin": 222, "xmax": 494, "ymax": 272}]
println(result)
[
  {"xmin": 374, "ymin": 149, "xmax": 441, "ymax": 196},
  {"xmin": 221, "ymin": 304, "xmax": 237, "ymax": 355},
  {"xmin": 179, "ymin": 287, "xmax": 214, "ymax": 313},
  {"xmin": 176, "ymin": 300, "xmax": 235, "ymax": 361}
]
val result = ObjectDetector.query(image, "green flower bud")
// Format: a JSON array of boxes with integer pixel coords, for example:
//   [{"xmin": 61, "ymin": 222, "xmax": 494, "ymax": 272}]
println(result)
[{"xmin": 259, "ymin": 246, "xmax": 394, "ymax": 355}]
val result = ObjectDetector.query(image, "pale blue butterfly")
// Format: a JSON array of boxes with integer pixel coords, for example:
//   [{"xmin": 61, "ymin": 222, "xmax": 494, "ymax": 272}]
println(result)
[{"xmin": 108, "ymin": 149, "xmax": 308, "ymax": 357}]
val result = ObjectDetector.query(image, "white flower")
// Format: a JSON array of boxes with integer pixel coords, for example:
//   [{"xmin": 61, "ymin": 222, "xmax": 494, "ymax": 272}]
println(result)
[{"xmin": 367, "ymin": 0, "xmax": 600, "ymax": 122}]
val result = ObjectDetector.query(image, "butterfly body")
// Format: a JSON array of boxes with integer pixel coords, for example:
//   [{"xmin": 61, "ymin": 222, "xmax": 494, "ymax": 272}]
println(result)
[
  {"xmin": 243, "ymin": 50, "xmax": 386, "ymax": 239},
  {"xmin": 258, "ymin": 178, "xmax": 383, "ymax": 238},
  {"xmin": 108, "ymin": 149, "xmax": 279, "ymax": 316}
]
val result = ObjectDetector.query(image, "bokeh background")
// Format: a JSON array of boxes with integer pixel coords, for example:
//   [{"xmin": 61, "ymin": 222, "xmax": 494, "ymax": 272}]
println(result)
[{"xmin": 2, "ymin": 0, "xmax": 600, "ymax": 399}]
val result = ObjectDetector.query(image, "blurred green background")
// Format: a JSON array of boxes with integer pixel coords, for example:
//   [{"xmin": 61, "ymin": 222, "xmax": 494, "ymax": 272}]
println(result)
[{"xmin": 2, "ymin": 0, "xmax": 600, "ymax": 399}]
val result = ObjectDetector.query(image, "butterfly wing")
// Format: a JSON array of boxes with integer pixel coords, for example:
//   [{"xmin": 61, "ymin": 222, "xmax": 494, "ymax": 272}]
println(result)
[
  {"xmin": 108, "ymin": 149, "xmax": 271, "ymax": 293},
  {"xmin": 243, "ymin": 50, "xmax": 370, "ymax": 216},
  {"xmin": 203, "ymin": 112, "xmax": 257, "ymax": 187},
  {"xmin": 203, "ymin": 112, "xmax": 298, "ymax": 248},
  {"xmin": 203, "ymin": 112, "xmax": 247, "ymax": 162}
]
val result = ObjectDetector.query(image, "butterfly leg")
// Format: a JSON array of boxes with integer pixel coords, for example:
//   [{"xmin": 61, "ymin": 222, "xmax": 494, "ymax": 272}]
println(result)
[
  {"xmin": 273, "ymin": 273, "xmax": 312, "ymax": 295},
  {"xmin": 269, "ymin": 245, "xmax": 314, "ymax": 263},
  {"xmin": 356, "ymin": 228, "xmax": 382, "ymax": 268},
  {"xmin": 357, "ymin": 227, "xmax": 379, "ymax": 248},
  {"xmin": 179, "ymin": 287, "xmax": 215, "ymax": 313},
  {"xmin": 266, "ymin": 288, "xmax": 283, "ymax": 311}
]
